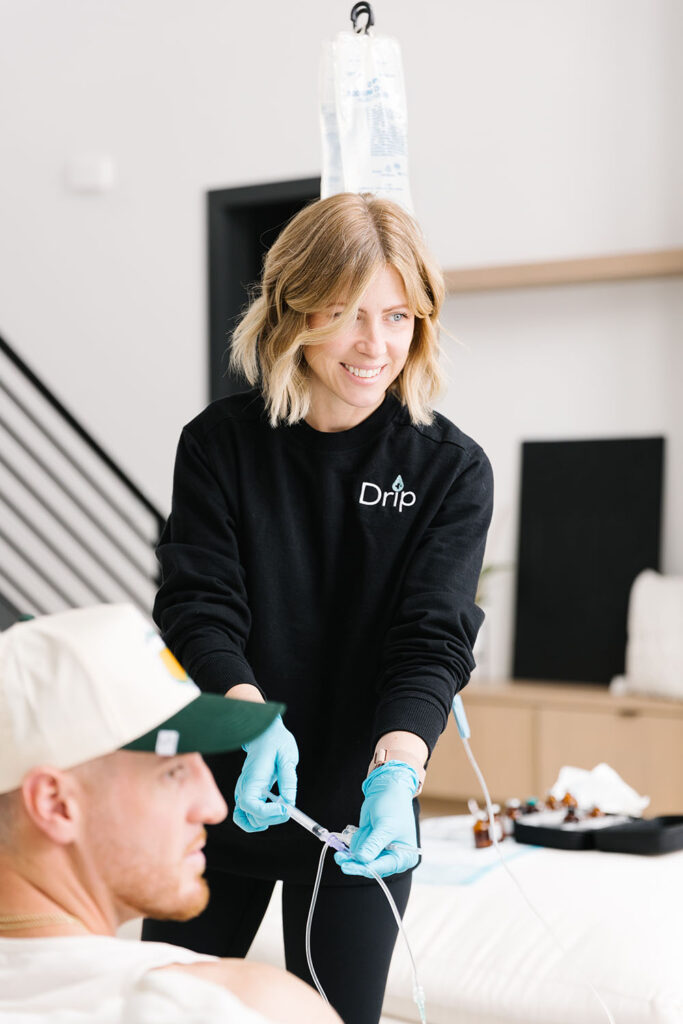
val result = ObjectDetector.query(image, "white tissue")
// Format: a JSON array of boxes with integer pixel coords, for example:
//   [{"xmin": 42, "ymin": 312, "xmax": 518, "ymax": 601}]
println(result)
[{"xmin": 549, "ymin": 763, "xmax": 650, "ymax": 817}]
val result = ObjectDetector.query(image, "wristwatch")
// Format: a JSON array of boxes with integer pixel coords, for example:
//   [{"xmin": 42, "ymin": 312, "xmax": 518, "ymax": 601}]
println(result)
[{"xmin": 367, "ymin": 747, "xmax": 426, "ymax": 796}]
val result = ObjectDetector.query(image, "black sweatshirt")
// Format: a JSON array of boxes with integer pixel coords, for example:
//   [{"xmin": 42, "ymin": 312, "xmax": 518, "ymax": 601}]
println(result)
[{"xmin": 154, "ymin": 389, "xmax": 493, "ymax": 883}]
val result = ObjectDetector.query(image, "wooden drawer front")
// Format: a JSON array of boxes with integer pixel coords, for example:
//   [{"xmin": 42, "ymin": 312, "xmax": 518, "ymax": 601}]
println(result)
[
  {"xmin": 537, "ymin": 709, "xmax": 683, "ymax": 816},
  {"xmin": 424, "ymin": 704, "xmax": 535, "ymax": 802}
]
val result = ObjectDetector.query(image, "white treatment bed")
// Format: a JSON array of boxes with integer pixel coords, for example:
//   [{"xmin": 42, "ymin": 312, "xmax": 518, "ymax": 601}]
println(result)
[{"xmin": 247, "ymin": 815, "xmax": 683, "ymax": 1024}]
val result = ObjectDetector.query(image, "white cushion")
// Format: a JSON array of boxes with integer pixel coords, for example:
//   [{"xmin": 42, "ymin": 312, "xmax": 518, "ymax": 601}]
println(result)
[{"xmin": 612, "ymin": 569, "xmax": 683, "ymax": 699}]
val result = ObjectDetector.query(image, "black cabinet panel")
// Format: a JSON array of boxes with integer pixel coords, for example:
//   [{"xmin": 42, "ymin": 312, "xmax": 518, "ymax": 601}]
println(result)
[{"xmin": 513, "ymin": 437, "xmax": 664, "ymax": 683}]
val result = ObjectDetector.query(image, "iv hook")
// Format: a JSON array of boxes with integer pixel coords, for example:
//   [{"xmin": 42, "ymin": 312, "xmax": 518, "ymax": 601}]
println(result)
[{"xmin": 350, "ymin": 2, "xmax": 374, "ymax": 34}]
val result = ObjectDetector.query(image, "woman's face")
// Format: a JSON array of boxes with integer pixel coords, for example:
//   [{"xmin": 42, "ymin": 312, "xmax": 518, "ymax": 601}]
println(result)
[{"xmin": 304, "ymin": 264, "xmax": 415, "ymax": 432}]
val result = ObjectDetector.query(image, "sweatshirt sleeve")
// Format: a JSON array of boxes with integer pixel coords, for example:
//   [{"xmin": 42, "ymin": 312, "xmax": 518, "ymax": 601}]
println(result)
[
  {"xmin": 153, "ymin": 425, "xmax": 261, "ymax": 696},
  {"xmin": 372, "ymin": 444, "xmax": 494, "ymax": 754}
]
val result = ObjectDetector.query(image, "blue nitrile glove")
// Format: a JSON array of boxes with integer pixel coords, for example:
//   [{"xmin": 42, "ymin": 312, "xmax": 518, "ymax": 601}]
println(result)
[
  {"xmin": 233, "ymin": 715, "xmax": 299, "ymax": 832},
  {"xmin": 334, "ymin": 762, "xmax": 419, "ymax": 878}
]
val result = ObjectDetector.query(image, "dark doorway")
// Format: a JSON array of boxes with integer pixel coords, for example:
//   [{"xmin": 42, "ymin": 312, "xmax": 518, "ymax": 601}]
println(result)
[{"xmin": 207, "ymin": 178, "xmax": 321, "ymax": 402}]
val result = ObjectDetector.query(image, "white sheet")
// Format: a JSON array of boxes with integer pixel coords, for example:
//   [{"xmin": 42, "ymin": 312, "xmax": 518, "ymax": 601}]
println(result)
[{"xmin": 248, "ymin": 816, "xmax": 683, "ymax": 1024}]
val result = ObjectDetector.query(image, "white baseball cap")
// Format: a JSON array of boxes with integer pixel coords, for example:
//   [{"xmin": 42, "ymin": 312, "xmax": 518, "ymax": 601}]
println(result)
[{"xmin": 0, "ymin": 603, "xmax": 282, "ymax": 794}]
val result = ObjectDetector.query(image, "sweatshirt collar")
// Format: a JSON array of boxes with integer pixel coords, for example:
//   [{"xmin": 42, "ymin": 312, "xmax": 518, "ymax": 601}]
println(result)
[{"xmin": 283, "ymin": 393, "xmax": 402, "ymax": 451}]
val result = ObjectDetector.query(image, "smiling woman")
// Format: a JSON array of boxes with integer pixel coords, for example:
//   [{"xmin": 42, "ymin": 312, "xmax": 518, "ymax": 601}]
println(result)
[
  {"xmin": 146, "ymin": 192, "xmax": 493, "ymax": 1024},
  {"xmin": 229, "ymin": 192, "xmax": 445, "ymax": 429}
]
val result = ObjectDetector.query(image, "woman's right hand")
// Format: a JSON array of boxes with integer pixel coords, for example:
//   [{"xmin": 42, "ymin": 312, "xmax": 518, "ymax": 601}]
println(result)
[{"xmin": 233, "ymin": 716, "xmax": 299, "ymax": 832}]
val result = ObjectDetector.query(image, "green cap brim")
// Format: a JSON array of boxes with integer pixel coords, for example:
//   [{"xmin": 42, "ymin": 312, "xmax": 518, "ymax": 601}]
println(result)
[{"xmin": 123, "ymin": 695, "xmax": 284, "ymax": 755}]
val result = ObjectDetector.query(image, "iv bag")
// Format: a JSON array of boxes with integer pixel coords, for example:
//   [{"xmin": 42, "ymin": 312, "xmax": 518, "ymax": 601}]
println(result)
[{"xmin": 320, "ymin": 30, "xmax": 413, "ymax": 213}]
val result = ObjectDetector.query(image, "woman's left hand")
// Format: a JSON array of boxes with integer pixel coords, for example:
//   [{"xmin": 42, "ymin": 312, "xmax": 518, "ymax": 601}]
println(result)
[
  {"xmin": 233, "ymin": 715, "xmax": 299, "ymax": 832},
  {"xmin": 334, "ymin": 763, "xmax": 419, "ymax": 878}
]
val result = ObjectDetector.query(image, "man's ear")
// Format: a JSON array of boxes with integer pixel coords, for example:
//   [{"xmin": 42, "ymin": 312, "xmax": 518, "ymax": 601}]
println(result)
[{"xmin": 21, "ymin": 768, "xmax": 82, "ymax": 845}]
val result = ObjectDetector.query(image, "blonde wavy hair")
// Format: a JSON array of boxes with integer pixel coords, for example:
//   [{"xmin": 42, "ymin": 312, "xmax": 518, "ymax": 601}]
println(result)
[{"xmin": 229, "ymin": 192, "xmax": 445, "ymax": 426}]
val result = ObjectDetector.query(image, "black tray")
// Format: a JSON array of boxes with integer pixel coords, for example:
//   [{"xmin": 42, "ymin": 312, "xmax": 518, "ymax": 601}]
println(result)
[
  {"xmin": 514, "ymin": 810, "xmax": 631, "ymax": 851},
  {"xmin": 594, "ymin": 815, "xmax": 683, "ymax": 855},
  {"xmin": 514, "ymin": 812, "xmax": 683, "ymax": 854}
]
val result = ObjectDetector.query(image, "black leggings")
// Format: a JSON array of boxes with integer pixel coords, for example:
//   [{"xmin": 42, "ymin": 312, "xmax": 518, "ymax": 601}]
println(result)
[{"xmin": 142, "ymin": 865, "xmax": 412, "ymax": 1024}]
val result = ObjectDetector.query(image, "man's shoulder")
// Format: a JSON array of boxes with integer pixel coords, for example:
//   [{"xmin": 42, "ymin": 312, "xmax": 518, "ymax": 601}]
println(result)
[
  {"xmin": 0, "ymin": 935, "xmax": 222, "ymax": 1022},
  {"xmin": 153, "ymin": 958, "xmax": 339, "ymax": 1023},
  {"xmin": 133, "ymin": 959, "xmax": 274, "ymax": 1023}
]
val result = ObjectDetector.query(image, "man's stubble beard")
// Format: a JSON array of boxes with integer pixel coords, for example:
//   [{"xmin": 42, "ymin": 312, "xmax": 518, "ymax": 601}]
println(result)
[
  {"xmin": 141, "ymin": 875, "xmax": 210, "ymax": 922},
  {"xmin": 103, "ymin": 844, "xmax": 212, "ymax": 924}
]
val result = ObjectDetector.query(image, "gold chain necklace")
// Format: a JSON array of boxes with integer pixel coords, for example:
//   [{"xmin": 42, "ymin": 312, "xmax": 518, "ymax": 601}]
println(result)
[{"xmin": 0, "ymin": 912, "xmax": 84, "ymax": 931}]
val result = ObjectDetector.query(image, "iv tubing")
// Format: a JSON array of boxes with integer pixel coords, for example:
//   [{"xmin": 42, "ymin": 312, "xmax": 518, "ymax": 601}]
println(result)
[
  {"xmin": 367, "ymin": 866, "xmax": 426, "ymax": 1023},
  {"xmin": 263, "ymin": 795, "xmax": 426, "ymax": 1017},
  {"xmin": 460, "ymin": 734, "xmax": 616, "ymax": 1024},
  {"xmin": 305, "ymin": 841, "xmax": 426, "ymax": 1024},
  {"xmin": 265, "ymin": 792, "xmax": 423, "ymax": 1009},
  {"xmin": 306, "ymin": 843, "xmax": 331, "ymax": 1003}
]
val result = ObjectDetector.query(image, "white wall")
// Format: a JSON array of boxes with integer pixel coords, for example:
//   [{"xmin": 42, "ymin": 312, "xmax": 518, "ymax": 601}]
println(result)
[
  {"xmin": 440, "ymin": 276, "xmax": 683, "ymax": 676},
  {"xmin": 0, "ymin": 1, "xmax": 681, "ymax": 670}
]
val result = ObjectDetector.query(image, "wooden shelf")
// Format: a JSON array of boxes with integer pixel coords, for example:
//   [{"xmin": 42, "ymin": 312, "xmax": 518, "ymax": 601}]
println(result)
[
  {"xmin": 424, "ymin": 680, "xmax": 683, "ymax": 815},
  {"xmin": 444, "ymin": 248, "xmax": 683, "ymax": 294},
  {"xmin": 461, "ymin": 679, "xmax": 683, "ymax": 717}
]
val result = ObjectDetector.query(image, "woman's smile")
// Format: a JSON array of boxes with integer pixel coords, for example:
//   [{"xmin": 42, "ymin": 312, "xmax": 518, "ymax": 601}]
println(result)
[{"xmin": 341, "ymin": 362, "xmax": 385, "ymax": 380}]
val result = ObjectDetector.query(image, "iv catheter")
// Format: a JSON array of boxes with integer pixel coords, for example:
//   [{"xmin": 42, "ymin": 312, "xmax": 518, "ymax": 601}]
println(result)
[
  {"xmin": 264, "ymin": 793, "xmax": 348, "ymax": 851},
  {"xmin": 264, "ymin": 791, "xmax": 423, "ymax": 855}
]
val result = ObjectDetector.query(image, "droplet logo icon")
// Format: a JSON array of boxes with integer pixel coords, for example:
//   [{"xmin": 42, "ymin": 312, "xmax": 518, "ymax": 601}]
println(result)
[{"xmin": 392, "ymin": 475, "xmax": 405, "ymax": 493}]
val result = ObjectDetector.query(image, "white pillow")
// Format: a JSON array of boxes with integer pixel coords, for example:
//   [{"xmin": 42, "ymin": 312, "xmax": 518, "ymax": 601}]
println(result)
[{"xmin": 611, "ymin": 569, "xmax": 683, "ymax": 700}]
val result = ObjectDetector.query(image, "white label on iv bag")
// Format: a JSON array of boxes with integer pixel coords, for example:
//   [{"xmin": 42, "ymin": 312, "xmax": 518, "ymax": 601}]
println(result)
[{"xmin": 320, "ymin": 31, "xmax": 413, "ymax": 213}]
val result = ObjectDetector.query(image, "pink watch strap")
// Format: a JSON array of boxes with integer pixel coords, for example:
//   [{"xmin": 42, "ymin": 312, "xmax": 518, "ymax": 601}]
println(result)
[{"xmin": 367, "ymin": 747, "xmax": 426, "ymax": 796}]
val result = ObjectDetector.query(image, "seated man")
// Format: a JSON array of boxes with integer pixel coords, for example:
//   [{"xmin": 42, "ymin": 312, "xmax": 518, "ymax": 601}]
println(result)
[{"xmin": 0, "ymin": 604, "xmax": 340, "ymax": 1024}]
